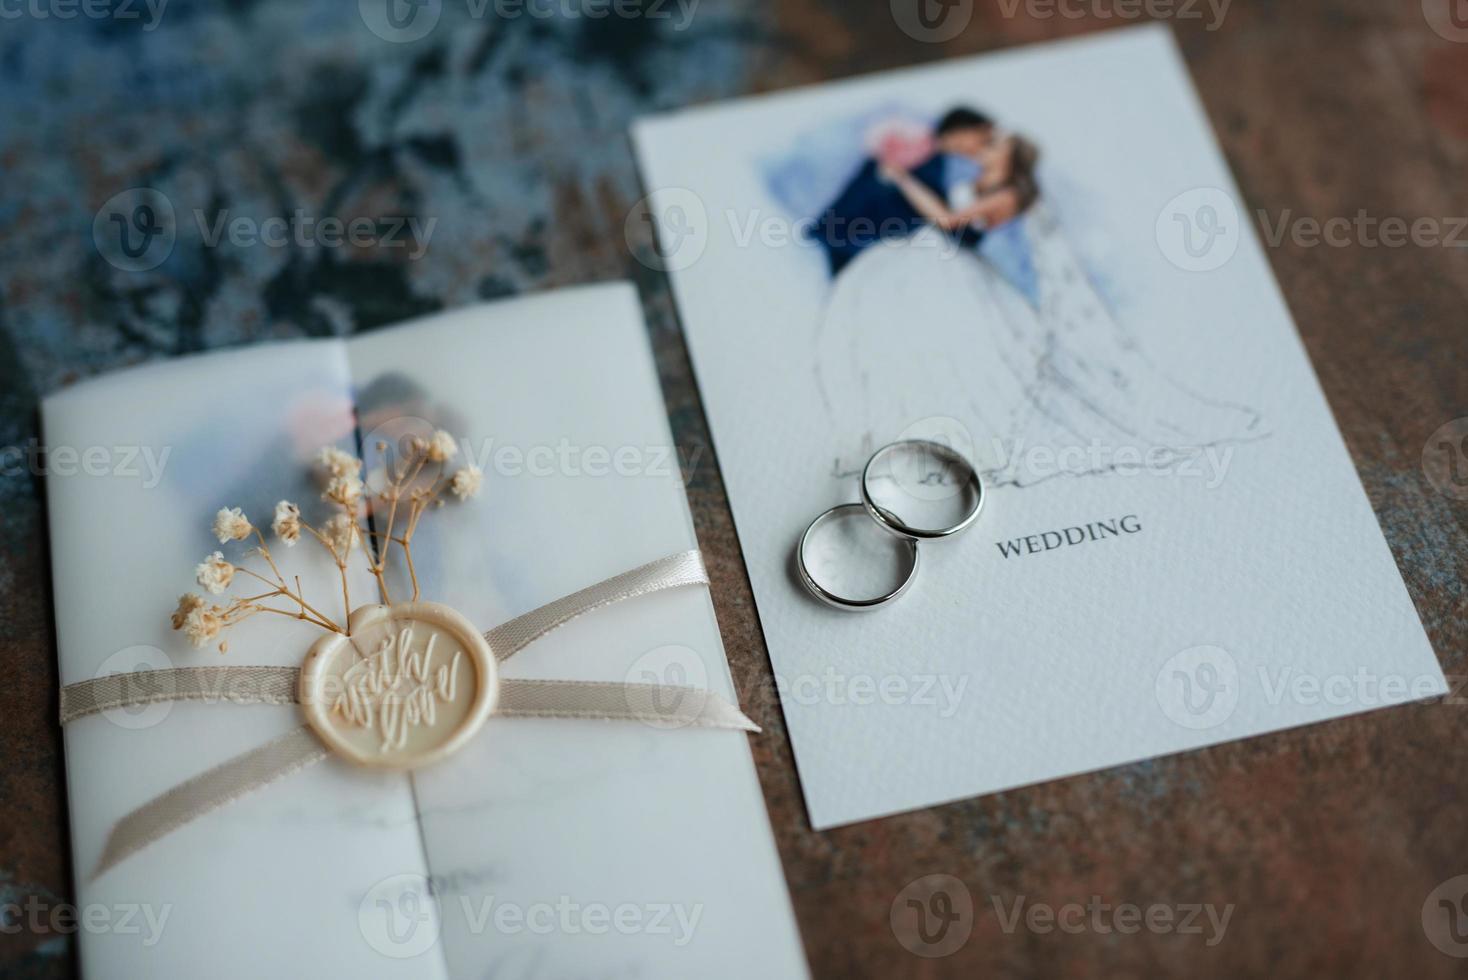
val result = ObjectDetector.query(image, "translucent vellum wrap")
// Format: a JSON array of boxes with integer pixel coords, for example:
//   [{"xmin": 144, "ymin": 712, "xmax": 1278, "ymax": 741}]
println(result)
[{"xmin": 42, "ymin": 284, "xmax": 807, "ymax": 978}]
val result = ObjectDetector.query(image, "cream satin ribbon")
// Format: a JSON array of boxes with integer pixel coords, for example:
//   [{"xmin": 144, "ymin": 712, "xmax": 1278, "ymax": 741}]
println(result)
[{"xmin": 60, "ymin": 550, "xmax": 756, "ymax": 879}]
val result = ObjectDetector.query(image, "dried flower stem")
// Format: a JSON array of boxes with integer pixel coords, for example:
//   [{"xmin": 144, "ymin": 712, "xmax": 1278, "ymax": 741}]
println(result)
[
  {"xmin": 251, "ymin": 529, "xmax": 314, "ymax": 625},
  {"xmin": 340, "ymin": 512, "xmax": 361, "ymax": 620},
  {"xmin": 232, "ymin": 566, "xmax": 343, "ymax": 633},
  {"xmin": 373, "ymin": 448, "xmax": 432, "ymax": 601},
  {"xmin": 335, "ymin": 552, "xmax": 351, "ymax": 630},
  {"xmin": 249, "ymin": 604, "xmax": 342, "ymax": 629},
  {"xmin": 400, "ymin": 461, "xmax": 453, "ymax": 601},
  {"xmin": 296, "ymin": 520, "xmax": 355, "ymax": 633}
]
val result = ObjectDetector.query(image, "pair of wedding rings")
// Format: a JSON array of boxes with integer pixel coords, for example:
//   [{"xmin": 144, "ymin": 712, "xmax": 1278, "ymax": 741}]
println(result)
[{"xmin": 796, "ymin": 440, "xmax": 984, "ymax": 611}]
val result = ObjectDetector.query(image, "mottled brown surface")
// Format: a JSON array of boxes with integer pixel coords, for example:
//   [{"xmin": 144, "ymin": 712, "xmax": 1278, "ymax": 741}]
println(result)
[{"xmin": 3, "ymin": 1, "xmax": 1467, "ymax": 977}]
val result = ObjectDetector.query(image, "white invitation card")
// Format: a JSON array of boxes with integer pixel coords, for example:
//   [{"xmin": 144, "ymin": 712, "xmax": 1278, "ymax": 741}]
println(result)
[{"xmin": 632, "ymin": 26, "xmax": 1445, "ymax": 829}]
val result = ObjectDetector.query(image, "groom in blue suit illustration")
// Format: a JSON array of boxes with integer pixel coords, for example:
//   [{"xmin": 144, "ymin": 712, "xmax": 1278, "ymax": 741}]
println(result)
[{"xmin": 808, "ymin": 107, "xmax": 994, "ymax": 275}]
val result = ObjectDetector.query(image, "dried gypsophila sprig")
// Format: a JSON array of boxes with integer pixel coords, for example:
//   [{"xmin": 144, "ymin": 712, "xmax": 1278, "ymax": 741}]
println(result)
[{"xmin": 169, "ymin": 430, "xmax": 482, "ymax": 653}]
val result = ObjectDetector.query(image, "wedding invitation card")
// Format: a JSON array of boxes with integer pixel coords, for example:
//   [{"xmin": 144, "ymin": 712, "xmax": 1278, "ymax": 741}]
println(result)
[
  {"xmin": 632, "ymin": 26, "xmax": 1445, "ymax": 828},
  {"xmin": 43, "ymin": 285, "xmax": 807, "ymax": 976}
]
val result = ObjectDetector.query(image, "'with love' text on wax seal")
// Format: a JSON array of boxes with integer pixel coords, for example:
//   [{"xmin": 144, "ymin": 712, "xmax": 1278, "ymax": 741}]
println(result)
[{"xmin": 299, "ymin": 602, "xmax": 498, "ymax": 770}]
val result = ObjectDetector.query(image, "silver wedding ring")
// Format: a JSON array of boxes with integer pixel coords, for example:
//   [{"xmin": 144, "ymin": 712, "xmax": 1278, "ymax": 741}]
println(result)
[
  {"xmin": 861, "ymin": 439, "xmax": 984, "ymax": 540},
  {"xmin": 795, "ymin": 440, "xmax": 985, "ymax": 611},
  {"xmin": 797, "ymin": 503, "xmax": 920, "ymax": 611}
]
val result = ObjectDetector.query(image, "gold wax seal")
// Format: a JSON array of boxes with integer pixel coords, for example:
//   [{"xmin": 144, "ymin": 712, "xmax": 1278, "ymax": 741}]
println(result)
[{"xmin": 300, "ymin": 602, "xmax": 497, "ymax": 770}]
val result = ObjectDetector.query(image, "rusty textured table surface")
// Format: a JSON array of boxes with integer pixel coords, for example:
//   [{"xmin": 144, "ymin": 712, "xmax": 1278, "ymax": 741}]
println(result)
[{"xmin": 2, "ymin": 1, "xmax": 1466, "ymax": 976}]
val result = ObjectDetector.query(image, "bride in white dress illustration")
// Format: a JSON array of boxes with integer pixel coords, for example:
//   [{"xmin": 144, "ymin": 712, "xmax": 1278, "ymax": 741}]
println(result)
[{"xmin": 787, "ymin": 113, "xmax": 1264, "ymax": 486}]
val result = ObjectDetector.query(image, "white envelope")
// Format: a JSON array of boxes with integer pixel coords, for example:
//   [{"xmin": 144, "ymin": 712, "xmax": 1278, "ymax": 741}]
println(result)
[{"xmin": 43, "ymin": 284, "xmax": 807, "ymax": 978}]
